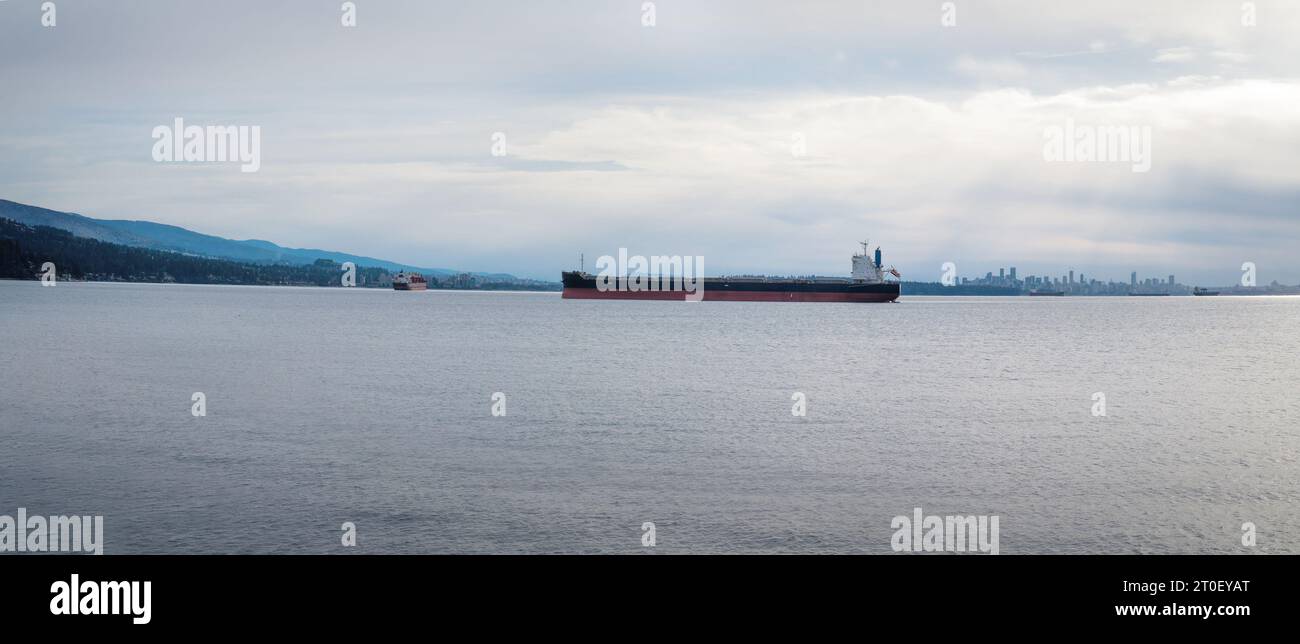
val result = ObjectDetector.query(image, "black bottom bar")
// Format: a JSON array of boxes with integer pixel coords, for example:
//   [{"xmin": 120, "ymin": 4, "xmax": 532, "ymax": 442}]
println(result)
[{"xmin": 2, "ymin": 555, "xmax": 1286, "ymax": 631}]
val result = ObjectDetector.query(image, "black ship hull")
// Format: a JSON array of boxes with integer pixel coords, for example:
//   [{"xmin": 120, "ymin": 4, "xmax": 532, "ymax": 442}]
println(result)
[{"xmin": 561, "ymin": 271, "xmax": 899, "ymax": 302}]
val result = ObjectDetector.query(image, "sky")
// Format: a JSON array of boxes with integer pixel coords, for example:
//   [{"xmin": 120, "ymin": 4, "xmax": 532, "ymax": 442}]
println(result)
[{"xmin": 1, "ymin": 0, "xmax": 1298, "ymax": 284}]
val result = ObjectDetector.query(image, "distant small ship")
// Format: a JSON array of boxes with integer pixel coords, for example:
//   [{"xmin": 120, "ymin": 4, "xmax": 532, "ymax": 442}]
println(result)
[
  {"xmin": 1193, "ymin": 287, "xmax": 1219, "ymax": 296},
  {"xmin": 392, "ymin": 271, "xmax": 428, "ymax": 291},
  {"xmin": 1029, "ymin": 289, "xmax": 1064, "ymax": 296},
  {"xmin": 562, "ymin": 241, "xmax": 901, "ymax": 303}
]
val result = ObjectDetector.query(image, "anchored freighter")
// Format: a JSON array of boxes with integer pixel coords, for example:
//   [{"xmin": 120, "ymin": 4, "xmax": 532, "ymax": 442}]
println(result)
[
  {"xmin": 392, "ymin": 271, "xmax": 428, "ymax": 291},
  {"xmin": 561, "ymin": 242, "xmax": 901, "ymax": 303}
]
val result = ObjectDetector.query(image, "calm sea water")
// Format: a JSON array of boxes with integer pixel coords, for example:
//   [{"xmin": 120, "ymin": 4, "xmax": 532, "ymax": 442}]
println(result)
[{"xmin": 2, "ymin": 280, "xmax": 1297, "ymax": 554}]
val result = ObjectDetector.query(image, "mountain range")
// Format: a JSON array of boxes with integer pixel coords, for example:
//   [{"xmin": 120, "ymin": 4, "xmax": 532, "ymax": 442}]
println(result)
[{"xmin": 0, "ymin": 199, "xmax": 514, "ymax": 279}]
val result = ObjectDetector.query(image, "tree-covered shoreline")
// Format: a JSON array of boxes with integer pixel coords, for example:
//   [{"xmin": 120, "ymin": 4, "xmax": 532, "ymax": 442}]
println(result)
[{"xmin": 0, "ymin": 218, "xmax": 559, "ymax": 290}]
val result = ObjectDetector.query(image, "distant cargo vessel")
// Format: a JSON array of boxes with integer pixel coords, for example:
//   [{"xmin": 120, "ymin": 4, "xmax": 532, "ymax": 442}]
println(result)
[
  {"xmin": 561, "ymin": 242, "xmax": 901, "ymax": 303},
  {"xmin": 392, "ymin": 271, "xmax": 428, "ymax": 291},
  {"xmin": 1029, "ymin": 289, "xmax": 1065, "ymax": 296},
  {"xmin": 1193, "ymin": 287, "xmax": 1219, "ymax": 296}
]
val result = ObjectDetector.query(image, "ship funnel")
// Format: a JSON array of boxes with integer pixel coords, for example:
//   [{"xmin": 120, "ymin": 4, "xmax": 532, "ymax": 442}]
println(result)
[{"xmin": 874, "ymin": 247, "xmax": 882, "ymax": 268}]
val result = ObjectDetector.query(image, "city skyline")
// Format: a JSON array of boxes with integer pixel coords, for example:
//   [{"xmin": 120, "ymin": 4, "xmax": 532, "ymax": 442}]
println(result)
[
  {"xmin": 940, "ymin": 261, "xmax": 1295, "ymax": 291},
  {"xmin": 940, "ymin": 262, "xmax": 1300, "ymax": 293}
]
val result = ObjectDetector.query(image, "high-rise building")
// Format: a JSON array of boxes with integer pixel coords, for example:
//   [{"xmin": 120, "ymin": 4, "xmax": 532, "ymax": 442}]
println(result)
[
  {"xmin": 1009, "ymin": 267, "xmax": 1017, "ymax": 280},
  {"xmin": 1069, "ymin": 270, "xmax": 1074, "ymax": 284},
  {"xmin": 1168, "ymin": 275, "xmax": 1175, "ymax": 285},
  {"xmin": 1131, "ymin": 272, "xmax": 1137, "ymax": 286},
  {"xmin": 999, "ymin": 268, "xmax": 1005, "ymax": 279}
]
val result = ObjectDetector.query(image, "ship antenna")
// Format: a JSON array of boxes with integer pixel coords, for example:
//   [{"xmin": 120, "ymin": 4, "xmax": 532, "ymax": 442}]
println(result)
[{"xmin": 581, "ymin": 253, "xmax": 584, "ymax": 272}]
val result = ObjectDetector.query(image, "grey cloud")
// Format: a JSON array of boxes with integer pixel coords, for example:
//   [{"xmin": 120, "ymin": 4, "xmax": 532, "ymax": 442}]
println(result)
[{"xmin": 2, "ymin": 1, "xmax": 1299, "ymax": 282}]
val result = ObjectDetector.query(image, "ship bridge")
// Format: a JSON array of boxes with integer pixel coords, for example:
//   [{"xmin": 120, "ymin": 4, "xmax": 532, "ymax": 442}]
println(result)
[{"xmin": 851, "ymin": 240, "xmax": 890, "ymax": 283}]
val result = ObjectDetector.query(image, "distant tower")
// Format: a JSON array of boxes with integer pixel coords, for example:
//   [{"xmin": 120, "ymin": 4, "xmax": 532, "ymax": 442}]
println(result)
[
  {"xmin": 1131, "ymin": 271, "xmax": 1137, "ymax": 286},
  {"xmin": 1009, "ymin": 267, "xmax": 1017, "ymax": 280},
  {"xmin": 1069, "ymin": 270, "xmax": 1074, "ymax": 284},
  {"xmin": 1168, "ymin": 274, "xmax": 1175, "ymax": 285}
]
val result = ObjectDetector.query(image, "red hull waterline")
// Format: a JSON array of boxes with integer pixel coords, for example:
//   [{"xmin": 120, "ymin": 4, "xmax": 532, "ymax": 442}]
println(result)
[{"xmin": 562, "ymin": 287, "xmax": 898, "ymax": 303}]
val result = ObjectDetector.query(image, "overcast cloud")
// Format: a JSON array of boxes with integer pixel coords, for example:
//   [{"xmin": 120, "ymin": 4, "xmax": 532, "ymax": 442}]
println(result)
[{"xmin": 2, "ymin": 0, "xmax": 1297, "ymax": 283}]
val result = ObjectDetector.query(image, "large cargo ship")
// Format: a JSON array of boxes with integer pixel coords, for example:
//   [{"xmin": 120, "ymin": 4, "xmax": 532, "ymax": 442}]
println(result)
[
  {"xmin": 562, "ymin": 242, "xmax": 901, "ymax": 303},
  {"xmin": 392, "ymin": 271, "xmax": 428, "ymax": 291}
]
